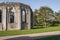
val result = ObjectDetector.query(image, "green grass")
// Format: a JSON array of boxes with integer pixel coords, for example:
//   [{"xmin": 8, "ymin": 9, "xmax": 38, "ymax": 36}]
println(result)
[
  {"xmin": 36, "ymin": 35, "xmax": 60, "ymax": 40},
  {"xmin": 0, "ymin": 26, "xmax": 60, "ymax": 36}
]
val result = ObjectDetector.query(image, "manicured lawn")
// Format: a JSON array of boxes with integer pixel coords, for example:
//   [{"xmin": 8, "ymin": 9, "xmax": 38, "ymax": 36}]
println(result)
[
  {"xmin": 0, "ymin": 26, "xmax": 60, "ymax": 36},
  {"xmin": 36, "ymin": 35, "xmax": 60, "ymax": 40}
]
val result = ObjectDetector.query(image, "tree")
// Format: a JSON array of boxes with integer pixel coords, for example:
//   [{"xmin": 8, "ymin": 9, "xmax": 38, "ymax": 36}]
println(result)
[
  {"xmin": 55, "ymin": 11, "xmax": 60, "ymax": 22},
  {"xmin": 53, "ymin": 11, "xmax": 60, "ymax": 26},
  {"xmin": 33, "ymin": 9, "xmax": 39, "ymax": 26},
  {"xmin": 39, "ymin": 6, "xmax": 54, "ymax": 27}
]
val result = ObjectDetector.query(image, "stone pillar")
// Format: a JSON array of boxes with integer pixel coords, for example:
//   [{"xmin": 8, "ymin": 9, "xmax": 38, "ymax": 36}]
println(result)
[
  {"xmin": 2, "ymin": 6, "xmax": 6, "ymax": 31},
  {"xmin": 15, "ymin": 6, "xmax": 21, "ymax": 30},
  {"xmin": 26, "ymin": 8, "xmax": 31, "ymax": 29}
]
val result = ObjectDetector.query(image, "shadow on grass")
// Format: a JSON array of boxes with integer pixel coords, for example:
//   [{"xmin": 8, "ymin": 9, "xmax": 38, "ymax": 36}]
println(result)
[
  {"xmin": 32, "ymin": 25, "xmax": 59, "ymax": 29},
  {"xmin": 4, "ymin": 35, "xmax": 60, "ymax": 40},
  {"xmin": 32, "ymin": 26, "xmax": 45, "ymax": 29}
]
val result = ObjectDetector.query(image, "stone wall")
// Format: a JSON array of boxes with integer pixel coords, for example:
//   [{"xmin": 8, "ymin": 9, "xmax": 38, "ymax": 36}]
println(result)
[{"xmin": 0, "ymin": 2, "xmax": 33, "ymax": 31}]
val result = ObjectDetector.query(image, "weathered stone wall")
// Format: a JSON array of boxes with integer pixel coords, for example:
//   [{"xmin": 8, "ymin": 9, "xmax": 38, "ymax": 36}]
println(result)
[{"xmin": 0, "ymin": 2, "xmax": 33, "ymax": 31}]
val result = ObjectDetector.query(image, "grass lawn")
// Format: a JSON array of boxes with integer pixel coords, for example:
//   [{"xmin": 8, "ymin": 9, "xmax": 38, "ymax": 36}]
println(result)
[
  {"xmin": 0, "ymin": 26, "xmax": 60, "ymax": 36},
  {"xmin": 36, "ymin": 35, "xmax": 60, "ymax": 40}
]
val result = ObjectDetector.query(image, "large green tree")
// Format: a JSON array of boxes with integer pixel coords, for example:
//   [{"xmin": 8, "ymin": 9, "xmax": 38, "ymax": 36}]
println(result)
[
  {"xmin": 33, "ymin": 6, "xmax": 54, "ymax": 27},
  {"xmin": 33, "ymin": 6, "xmax": 60, "ymax": 27},
  {"xmin": 39, "ymin": 6, "xmax": 54, "ymax": 27}
]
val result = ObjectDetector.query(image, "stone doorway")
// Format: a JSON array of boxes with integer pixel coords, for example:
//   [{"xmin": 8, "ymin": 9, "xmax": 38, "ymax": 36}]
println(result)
[{"xmin": 21, "ymin": 9, "xmax": 26, "ymax": 30}]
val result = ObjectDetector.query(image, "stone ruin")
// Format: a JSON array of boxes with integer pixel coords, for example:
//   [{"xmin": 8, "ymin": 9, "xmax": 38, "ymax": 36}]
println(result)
[{"xmin": 0, "ymin": 2, "xmax": 33, "ymax": 31}]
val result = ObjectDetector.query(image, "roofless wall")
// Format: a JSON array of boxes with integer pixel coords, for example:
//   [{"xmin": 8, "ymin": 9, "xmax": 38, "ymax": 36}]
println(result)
[{"xmin": 0, "ymin": 2, "xmax": 33, "ymax": 31}]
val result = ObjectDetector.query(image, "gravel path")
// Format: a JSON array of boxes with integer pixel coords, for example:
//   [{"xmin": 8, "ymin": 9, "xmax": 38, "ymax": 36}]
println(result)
[{"xmin": 0, "ymin": 31, "xmax": 60, "ymax": 40}]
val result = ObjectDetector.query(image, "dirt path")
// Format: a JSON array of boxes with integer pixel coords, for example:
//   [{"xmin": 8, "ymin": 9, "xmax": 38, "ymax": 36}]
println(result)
[{"xmin": 0, "ymin": 31, "xmax": 60, "ymax": 40}]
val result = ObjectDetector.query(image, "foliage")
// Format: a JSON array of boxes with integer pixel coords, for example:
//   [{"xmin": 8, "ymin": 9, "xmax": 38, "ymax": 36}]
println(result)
[
  {"xmin": 33, "ymin": 6, "xmax": 60, "ymax": 27},
  {"xmin": 55, "ymin": 11, "xmax": 60, "ymax": 22}
]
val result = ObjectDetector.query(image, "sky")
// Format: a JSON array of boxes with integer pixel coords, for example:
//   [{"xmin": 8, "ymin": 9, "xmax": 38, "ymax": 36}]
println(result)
[{"xmin": 0, "ymin": 0, "xmax": 60, "ymax": 12}]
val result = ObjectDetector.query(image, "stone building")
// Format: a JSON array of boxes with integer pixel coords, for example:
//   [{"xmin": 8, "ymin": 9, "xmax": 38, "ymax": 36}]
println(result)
[{"xmin": 0, "ymin": 2, "xmax": 33, "ymax": 31}]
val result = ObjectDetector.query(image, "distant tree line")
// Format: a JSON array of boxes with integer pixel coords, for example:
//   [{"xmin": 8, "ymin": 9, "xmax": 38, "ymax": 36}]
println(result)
[{"xmin": 33, "ymin": 6, "xmax": 60, "ymax": 27}]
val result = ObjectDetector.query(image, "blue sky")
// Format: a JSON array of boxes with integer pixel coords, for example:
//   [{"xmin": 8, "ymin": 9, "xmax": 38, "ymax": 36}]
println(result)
[{"xmin": 0, "ymin": 0, "xmax": 60, "ymax": 12}]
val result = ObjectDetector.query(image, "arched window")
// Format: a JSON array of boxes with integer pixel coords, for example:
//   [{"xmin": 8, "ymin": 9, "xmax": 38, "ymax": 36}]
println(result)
[
  {"xmin": 9, "ymin": 7, "xmax": 14, "ymax": 23},
  {"xmin": 10, "ymin": 14, "xmax": 14, "ymax": 23},
  {"xmin": 21, "ymin": 9, "xmax": 26, "ymax": 29},
  {"xmin": 0, "ymin": 10, "xmax": 2, "ymax": 23},
  {"xmin": 22, "ymin": 10, "xmax": 26, "ymax": 22}
]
